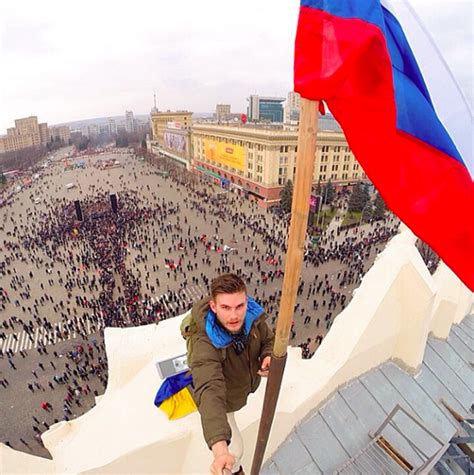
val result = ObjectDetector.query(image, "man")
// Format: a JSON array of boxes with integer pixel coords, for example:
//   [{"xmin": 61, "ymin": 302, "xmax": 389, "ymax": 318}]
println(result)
[{"xmin": 189, "ymin": 273, "xmax": 274, "ymax": 475}]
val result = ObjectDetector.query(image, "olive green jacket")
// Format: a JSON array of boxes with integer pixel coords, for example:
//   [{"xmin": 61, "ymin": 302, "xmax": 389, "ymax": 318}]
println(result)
[{"xmin": 189, "ymin": 298, "xmax": 274, "ymax": 449}]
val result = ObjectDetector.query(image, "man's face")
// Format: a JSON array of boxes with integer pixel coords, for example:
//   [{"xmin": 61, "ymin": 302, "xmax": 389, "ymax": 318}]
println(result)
[{"xmin": 210, "ymin": 291, "xmax": 247, "ymax": 334}]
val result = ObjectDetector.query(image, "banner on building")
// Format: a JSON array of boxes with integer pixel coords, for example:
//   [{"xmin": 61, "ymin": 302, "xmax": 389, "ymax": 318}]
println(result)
[
  {"xmin": 204, "ymin": 140, "xmax": 245, "ymax": 172},
  {"xmin": 164, "ymin": 132, "xmax": 186, "ymax": 154}
]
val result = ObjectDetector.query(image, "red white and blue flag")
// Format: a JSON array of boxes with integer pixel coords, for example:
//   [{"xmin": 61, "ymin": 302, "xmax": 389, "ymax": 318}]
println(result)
[{"xmin": 294, "ymin": 0, "xmax": 474, "ymax": 290}]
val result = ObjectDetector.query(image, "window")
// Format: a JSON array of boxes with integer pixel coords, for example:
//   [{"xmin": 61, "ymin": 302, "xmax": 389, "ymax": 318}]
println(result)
[{"xmin": 332, "ymin": 164, "xmax": 338, "ymax": 171}]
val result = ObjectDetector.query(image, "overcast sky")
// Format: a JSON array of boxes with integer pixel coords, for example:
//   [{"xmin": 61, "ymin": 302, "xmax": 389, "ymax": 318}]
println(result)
[{"xmin": 0, "ymin": 0, "xmax": 472, "ymax": 131}]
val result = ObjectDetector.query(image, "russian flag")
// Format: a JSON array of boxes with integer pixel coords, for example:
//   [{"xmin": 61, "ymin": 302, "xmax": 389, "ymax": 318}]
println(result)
[{"xmin": 294, "ymin": 0, "xmax": 474, "ymax": 290}]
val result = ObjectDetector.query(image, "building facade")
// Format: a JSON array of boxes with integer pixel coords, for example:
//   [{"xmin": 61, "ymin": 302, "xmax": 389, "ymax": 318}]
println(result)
[
  {"xmin": 216, "ymin": 104, "xmax": 231, "ymax": 122},
  {"xmin": 49, "ymin": 125, "xmax": 71, "ymax": 143},
  {"xmin": 39, "ymin": 123, "xmax": 49, "ymax": 145},
  {"xmin": 108, "ymin": 119, "xmax": 118, "ymax": 135},
  {"xmin": 247, "ymin": 95, "xmax": 285, "ymax": 123},
  {"xmin": 192, "ymin": 124, "xmax": 367, "ymax": 207},
  {"xmin": 149, "ymin": 111, "xmax": 193, "ymax": 167},
  {"xmin": 125, "ymin": 111, "xmax": 135, "ymax": 133},
  {"xmin": 284, "ymin": 91, "xmax": 301, "ymax": 124},
  {"xmin": 0, "ymin": 116, "xmax": 49, "ymax": 153}
]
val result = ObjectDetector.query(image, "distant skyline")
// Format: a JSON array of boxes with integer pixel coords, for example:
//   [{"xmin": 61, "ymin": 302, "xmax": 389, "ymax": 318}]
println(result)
[{"xmin": 0, "ymin": 0, "xmax": 472, "ymax": 132}]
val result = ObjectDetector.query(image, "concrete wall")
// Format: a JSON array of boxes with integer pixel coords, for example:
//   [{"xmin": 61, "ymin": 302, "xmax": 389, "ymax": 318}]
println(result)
[{"xmin": 1, "ymin": 227, "xmax": 472, "ymax": 474}]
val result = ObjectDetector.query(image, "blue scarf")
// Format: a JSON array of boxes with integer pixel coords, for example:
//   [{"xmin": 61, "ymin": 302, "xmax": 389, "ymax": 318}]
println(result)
[{"xmin": 205, "ymin": 297, "xmax": 264, "ymax": 349}]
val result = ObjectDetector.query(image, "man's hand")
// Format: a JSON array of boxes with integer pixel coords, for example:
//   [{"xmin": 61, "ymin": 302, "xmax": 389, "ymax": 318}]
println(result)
[
  {"xmin": 210, "ymin": 440, "xmax": 235, "ymax": 475},
  {"xmin": 210, "ymin": 453, "xmax": 235, "ymax": 475},
  {"xmin": 257, "ymin": 355, "xmax": 271, "ymax": 377}
]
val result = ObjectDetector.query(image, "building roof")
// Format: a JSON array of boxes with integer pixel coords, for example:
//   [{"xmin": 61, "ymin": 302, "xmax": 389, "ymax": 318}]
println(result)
[
  {"xmin": 262, "ymin": 314, "xmax": 473, "ymax": 474},
  {"xmin": 258, "ymin": 97, "xmax": 286, "ymax": 103},
  {"xmin": 192, "ymin": 123, "xmax": 347, "ymax": 143}
]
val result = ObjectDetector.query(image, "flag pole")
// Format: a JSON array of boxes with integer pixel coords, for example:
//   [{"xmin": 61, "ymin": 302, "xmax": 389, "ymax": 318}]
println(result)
[{"xmin": 250, "ymin": 98, "xmax": 319, "ymax": 475}]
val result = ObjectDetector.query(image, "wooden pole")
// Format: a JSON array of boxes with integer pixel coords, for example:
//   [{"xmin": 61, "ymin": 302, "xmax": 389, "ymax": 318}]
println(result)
[{"xmin": 250, "ymin": 98, "xmax": 319, "ymax": 475}]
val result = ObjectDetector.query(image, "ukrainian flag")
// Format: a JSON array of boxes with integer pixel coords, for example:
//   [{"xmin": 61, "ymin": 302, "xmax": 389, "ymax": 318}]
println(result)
[{"xmin": 154, "ymin": 372, "xmax": 197, "ymax": 420}]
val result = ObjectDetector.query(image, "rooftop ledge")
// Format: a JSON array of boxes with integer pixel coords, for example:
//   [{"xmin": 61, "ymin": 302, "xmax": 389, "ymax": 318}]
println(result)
[{"xmin": 1, "ymin": 226, "xmax": 472, "ymax": 474}]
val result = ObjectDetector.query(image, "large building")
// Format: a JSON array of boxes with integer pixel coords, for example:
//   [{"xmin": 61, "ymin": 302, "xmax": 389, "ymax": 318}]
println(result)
[
  {"xmin": 39, "ymin": 122, "xmax": 49, "ymax": 145},
  {"xmin": 108, "ymin": 118, "xmax": 118, "ymax": 135},
  {"xmin": 284, "ymin": 91, "xmax": 301, "ymax": 124},
  {"xmin": 125, "ymin": 111, "xmax": 135, "ymax": 133},
  {"xmin": 216, "ymin": 104, "xmax": 231, "ymax": 122},
  {"xmin": 247, "ymin": 95, "xmax": 285, "ymax": 123},
  {"xmin": 192, "ymin": 124, "xmax": 367, "ymax": 207},
  {"xmin": 0, "ymin": 116, "xmax": 49, "ymax": 153},
  {"xmin": 49, "ymin": 125, "xmax": 71, "ymax": 143},
  {"xmin": 149, "ymin": 110, "xmax": 193, "ymax": 167}
]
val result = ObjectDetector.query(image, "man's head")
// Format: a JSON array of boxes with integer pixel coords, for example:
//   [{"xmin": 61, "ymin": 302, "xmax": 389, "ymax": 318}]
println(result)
[{"xmin": 209, "ymin": 273, "xmax": 247, "ymax": 334}]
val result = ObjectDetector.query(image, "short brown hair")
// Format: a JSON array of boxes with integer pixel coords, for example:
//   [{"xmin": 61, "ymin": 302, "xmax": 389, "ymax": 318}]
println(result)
[{"xmin": 210, "ymin": 273, "xmax": 247, "ymax": 300}]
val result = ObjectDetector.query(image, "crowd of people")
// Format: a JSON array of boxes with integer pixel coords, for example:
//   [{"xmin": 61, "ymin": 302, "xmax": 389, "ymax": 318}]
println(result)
[{"xmin": 0, "ymin": 148, "xmax": 398, "ymax": 454}]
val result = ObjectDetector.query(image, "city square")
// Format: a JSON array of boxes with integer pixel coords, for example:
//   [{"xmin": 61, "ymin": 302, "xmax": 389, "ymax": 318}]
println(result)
[
  {"xmin": 0, "ymin": 147, "xmax": 398, "ymax": 457},
  {"xmin": 1, "ymin": 1, "xmax": 471, "ymax": 471}
]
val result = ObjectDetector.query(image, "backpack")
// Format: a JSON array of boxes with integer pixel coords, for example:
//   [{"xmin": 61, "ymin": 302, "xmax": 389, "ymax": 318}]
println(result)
[{"xmin": 180, "ymin": 310, "xmax": 226, "ymax": 367}]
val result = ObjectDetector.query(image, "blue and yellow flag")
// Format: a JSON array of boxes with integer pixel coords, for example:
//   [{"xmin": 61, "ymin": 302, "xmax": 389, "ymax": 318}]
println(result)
[{"xmin": 154, "ymin": 372, "xmax": 196, "ymax": 420}]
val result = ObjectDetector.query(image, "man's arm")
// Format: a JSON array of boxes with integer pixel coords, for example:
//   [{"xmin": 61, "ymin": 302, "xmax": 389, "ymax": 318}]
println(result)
[
  {"xmin": 258, "ymin": 315, "xmax": 275, "ymax": 359},
  {"xmin": 190, "ymin": 334, "xmax": 231, "ymax": 449}
]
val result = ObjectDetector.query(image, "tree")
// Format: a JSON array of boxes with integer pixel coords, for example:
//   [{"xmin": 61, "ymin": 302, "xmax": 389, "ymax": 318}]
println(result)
[
  {"xmin": 0, "ymin": 173, "xmax": 6, "ymax": 185},
  {"xmin": 116, "ymin": 134, "xmax": 129, "ymax": 147},
  {"xmin": 361, "ymin": 203, "xmax": 373, "ymax": 223},
  {"xmin": 348, "ymin": 182, "xmax": 368, "ymax": 212},
  {"xmin": 373, "ymin": 192, "xmax": 387, "ymax": 219},
  {"xmin": 323, "ymin": 179, "xmax": 335, "ymax": 205},
  {"xmin": 280, "ymin": 179, "xmax": 293, "ymax": 213},
  {"xmin": 314, "ymin": 179, "xmax": 322, "ymax": 197}
]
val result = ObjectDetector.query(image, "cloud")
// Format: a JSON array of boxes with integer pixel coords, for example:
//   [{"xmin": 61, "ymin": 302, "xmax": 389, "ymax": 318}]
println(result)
[{"xmin": 0, "ymin": 0, "xmax": 471, "ymax": 130}]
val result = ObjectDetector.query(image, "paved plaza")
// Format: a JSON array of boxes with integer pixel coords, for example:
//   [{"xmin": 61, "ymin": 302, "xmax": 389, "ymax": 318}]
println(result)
[{"xmin": 0, "ymin": 148, "xmax": 398, "ymax": 457}]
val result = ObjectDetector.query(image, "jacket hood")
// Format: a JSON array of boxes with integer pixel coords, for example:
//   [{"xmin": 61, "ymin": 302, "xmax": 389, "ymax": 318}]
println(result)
[{"xmin": 191, "ymin": 296, "xmax": 264, "ymax": 349}]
